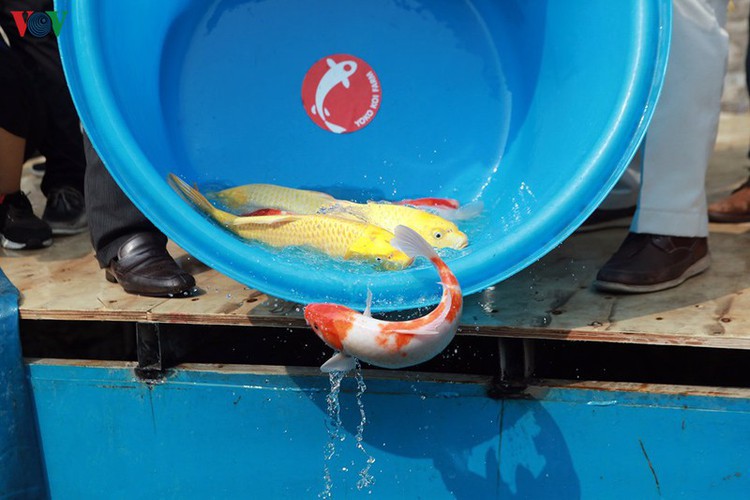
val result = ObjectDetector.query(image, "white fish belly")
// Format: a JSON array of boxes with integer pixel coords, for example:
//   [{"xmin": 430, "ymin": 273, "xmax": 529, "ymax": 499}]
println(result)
[{"xmin": 341, "ymin": 316, "xmax": 458, "ymax": 369}]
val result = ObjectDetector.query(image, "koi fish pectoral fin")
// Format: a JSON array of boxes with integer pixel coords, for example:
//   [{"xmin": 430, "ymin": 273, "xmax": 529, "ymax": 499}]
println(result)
[
  {"xmin": 342, "ymin": 78, "xmax": 351, "ymax": 89},
  {"xmin": 321, "ymin": 352, "xmax": 357, "ymax": 373},
  {"xmin": 392, "ymin": 225, "xmax": 438, "ymax": 259},
  {"xmin": 312, "ymin": 106, "xmax": 332, "ymax": 118}
]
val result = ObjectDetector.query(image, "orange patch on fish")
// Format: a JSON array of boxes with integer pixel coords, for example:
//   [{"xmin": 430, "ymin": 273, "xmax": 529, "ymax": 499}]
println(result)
[
  {"xmin": 304, "ymin": 304, "xmax": 354, "ymax": 351},
  {"xmin": 396, "ymin": 197, "xmax": 460, "ymax": 209},
  {"xmin": 444, "ymin": 295, "xmax": 462, "ymax": 323},
  {"xmin": 375, "ymin": 330, "xmax": 415, "ymax": 352},
  {"xmin": 241, "ymin": 208, "xmax": 291, "ymax": 216}
]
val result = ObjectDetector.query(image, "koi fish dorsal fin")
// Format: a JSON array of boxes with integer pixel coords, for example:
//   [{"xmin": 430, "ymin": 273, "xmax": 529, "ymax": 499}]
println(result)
[
  {"xmin": 321, "ymin": 352, "xmax": 357, "ymax": 373},
  {"xmin": 363, "ymin": 289, "xmax": 373, "ymax": 318},
  {"xmin": 231, "ymin": 215, "xmax": 300, "ymax": 226},
  {"xmin": 391, "ymin": 225, "xmax": 438, "ymax": 259}
]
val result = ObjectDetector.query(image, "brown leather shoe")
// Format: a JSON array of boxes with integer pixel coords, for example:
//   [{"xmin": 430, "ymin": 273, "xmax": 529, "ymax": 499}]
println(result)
[
  {"xmin": 593, "ymin": 232, "xmax": 710, "ymax": 293},
  {"xmin": 105, "ymin": 232, "xmax": 197, "ymax": 297},
  {"xmin": 708, "ymin": 177, "xmax": 750, "ymax": 222}
]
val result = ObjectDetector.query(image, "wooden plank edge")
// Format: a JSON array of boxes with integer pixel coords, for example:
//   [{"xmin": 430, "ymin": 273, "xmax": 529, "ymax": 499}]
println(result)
[{"xmin": 18, "ymin": 309, "xmax": 750, "ymax": 350}]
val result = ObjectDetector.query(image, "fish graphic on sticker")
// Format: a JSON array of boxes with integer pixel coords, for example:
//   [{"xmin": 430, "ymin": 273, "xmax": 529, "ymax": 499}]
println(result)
[
  {"xmin": 311, "ymin": 58, "xmax": 358, "ymax": 134},
  {"xmin": 302, "ymin": 54, "xmax": 381, "ymax": 134}
]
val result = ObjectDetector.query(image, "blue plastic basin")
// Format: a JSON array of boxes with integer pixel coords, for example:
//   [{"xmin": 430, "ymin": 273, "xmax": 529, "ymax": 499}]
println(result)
[{"xmin": 57, "ymin": 0, "xmax": 670, "ymax": 310}]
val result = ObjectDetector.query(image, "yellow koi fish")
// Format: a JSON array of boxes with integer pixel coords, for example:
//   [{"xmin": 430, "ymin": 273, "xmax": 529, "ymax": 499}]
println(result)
[
  {"xmin": 214, "ymin": 183, "xmax": 335, "ymax": 215},
  {"xmin": 325, "ymin": 201, "xmax": 468, "ymax": 249},
  {"xmin": 168, "ymin": 175, "xmax": 413, "ymax": 271},
  {"xmin": 212, "ymin": 183, "xmax": 469, "ymax": 249}
]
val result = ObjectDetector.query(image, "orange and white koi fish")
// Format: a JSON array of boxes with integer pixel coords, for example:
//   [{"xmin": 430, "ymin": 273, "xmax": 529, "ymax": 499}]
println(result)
[{"xmin": 304, "ymin": 225, "xmax": 463, "ymax": 372}]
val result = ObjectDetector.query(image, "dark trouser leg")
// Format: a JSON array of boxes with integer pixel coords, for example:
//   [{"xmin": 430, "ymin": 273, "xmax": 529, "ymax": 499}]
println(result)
[
  {"xmin": 0, "ymin": 1, "xmax": 86, "ymax": 197},
  {"xmin": 83, "ymin": 133, "xmax": 165, "ymax": 267},
  {"xmin": 37, "ymin": 79, "xmax": 86, "ymax": 197}
]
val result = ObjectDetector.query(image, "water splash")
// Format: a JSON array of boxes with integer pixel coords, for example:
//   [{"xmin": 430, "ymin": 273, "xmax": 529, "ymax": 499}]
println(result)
[
  {"xmin": 354, "ymin": 362, "xmax": 376, "ymax": 490},
  {"xmin": 320, "ymin": 370, "xmax": 346, "ymax": 499}
]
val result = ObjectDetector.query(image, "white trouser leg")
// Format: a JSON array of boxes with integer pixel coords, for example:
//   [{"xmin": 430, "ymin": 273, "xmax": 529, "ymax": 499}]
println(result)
[{"xmin": 632, "ymin": 0, "xmax": 729, "ymax": 237}]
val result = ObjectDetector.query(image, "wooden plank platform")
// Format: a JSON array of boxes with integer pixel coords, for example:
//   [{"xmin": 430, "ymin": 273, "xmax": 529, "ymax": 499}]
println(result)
[{"xmin": 3, "ymin": 113, "xmax": 750, "ymax": 350}]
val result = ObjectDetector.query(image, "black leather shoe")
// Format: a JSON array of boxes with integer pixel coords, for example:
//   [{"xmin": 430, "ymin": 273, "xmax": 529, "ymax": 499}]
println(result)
[
  {"xmin": 105, "ymin": 232, "xmax": 197, "ymax": 297},
  {"xmin": 593, "ymin": 232, "xmax": 710, "ymax": 293}
]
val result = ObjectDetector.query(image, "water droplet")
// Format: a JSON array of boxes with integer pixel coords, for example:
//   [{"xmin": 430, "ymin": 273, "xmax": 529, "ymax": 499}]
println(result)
[
  {"xmin": 320, "ymin": 370, "xmax": 346, "ymax": 498},
  {"xmin": 354, "ymin": 362, "xmax": 376, "ymax": 491}
]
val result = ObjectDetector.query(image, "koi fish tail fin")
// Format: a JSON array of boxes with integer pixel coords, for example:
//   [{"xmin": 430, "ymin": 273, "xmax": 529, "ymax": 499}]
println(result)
[
  {"xmin": 321, "ymin": 352, "xmax": 357, "ymax": 373},
  {"xmin": 444, "ymin": 201, "xmax": 484, "ymax": 221},
  {"xmin": 168, "ymin": 173, "xmax": 235, "ymax": 226},
  {"xmin": 392, "ymin": 225, "xmax": 438, "ymax": 259},
  {"xmin": 420, "ymin": 201, "xmax": 484, "ymax": 221}
]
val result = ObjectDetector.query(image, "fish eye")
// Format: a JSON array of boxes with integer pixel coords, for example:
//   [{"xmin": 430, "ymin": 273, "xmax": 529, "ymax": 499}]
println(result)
[
  {"xmin": 434, "ymin": 231, "xmax": 443, "ymax": 239},
  {"xmin": 376, "ymin": 257, "xmax": 383, "ymax": 262}
]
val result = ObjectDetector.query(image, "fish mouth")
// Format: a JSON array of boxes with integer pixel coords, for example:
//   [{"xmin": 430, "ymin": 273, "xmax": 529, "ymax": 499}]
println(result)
[{"xmin": 454, "ymin": 239, "xmax": 469, "ymax": 250}]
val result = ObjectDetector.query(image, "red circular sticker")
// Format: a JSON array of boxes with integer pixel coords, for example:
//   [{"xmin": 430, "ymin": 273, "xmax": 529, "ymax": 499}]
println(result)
[{"xmin": 301, "ymin": 54, "xmax": 381, "ymax": 134}]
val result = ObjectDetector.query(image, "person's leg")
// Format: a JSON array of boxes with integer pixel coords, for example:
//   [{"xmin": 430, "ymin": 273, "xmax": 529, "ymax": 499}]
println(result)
[
  {"xmin": 84, "ymin": 133, "xmax": 196, "ymax": 297},
  {"xmin": 594, "ymin": 0, "xmax": 729, "ymax": 293},
  {"xmin": 0, "ymin": 130, "xmax": 53, "ymax": 249},
  {"xmin": 84, "ymin": 134, "xmax": 163, "ymax": 266},
  {"xmin": 0, "ymin": 39, "xmax": 52, "ymax": 249},
  {"xmin": 746, "ymin": 6, "xmax": 750, "ymax": 106},
  {"xmin": 579, "ymin": 150, "xmax": 642, "ymax": 232},
  {"xmin": 635, "ymin": 0, "xmax": 728, "ymax": 236},
  {"xmin": 37, "ymin": 80, "xmax": 88, "ymax": 234},
  {"xmin": 0, "ymin": 128, "xmax": 23, "ymax": 193},
  {"xmin": 0, "ymin": 1, "xmax": 87, "ymax": 235},
  {"xmin": 706, "ymin": 4, "xmax": 750, "ymax": 221}
]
